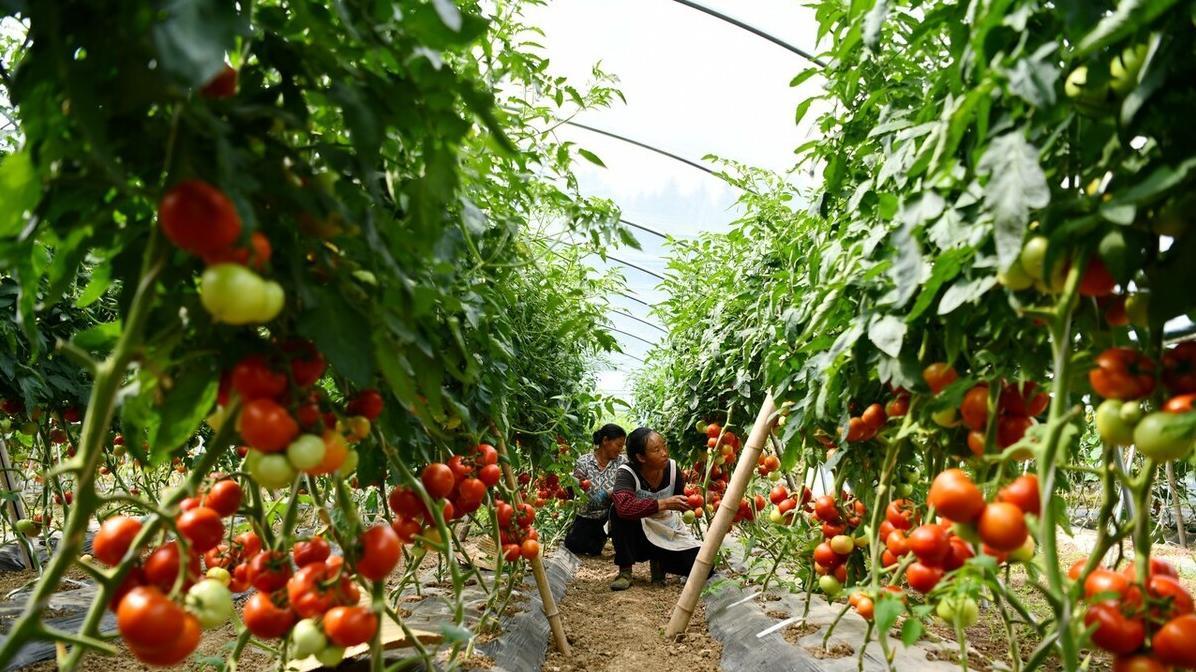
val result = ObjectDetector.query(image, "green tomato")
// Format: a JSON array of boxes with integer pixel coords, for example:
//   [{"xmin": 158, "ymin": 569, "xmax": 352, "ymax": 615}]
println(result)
[
  {"xmin": 1109, "ymin": 43, "xmax": 1148, "ymax": 96},
  {"xmin": 316, "ymin": 645, "xmax": 346, "ymax": 667},
  {"xmin": 290, "ymin": 618, "xmax": 327, "ymax": 659},
  {"xmin": 19, "ymin": 421, "xmax": 37, "ymax": 435},
  {"xmin": 15, "ymin": 519, "xmax": 39, "ymax": 537},
  {"xmin": 818, "ymin": 575, "xmax": 842, "ymax": 597},
  {"xmin": 1095, "ymin": 399, "xmax": 1135, "ymax": 447},
  {"xmin": 286, "ymin": 434, "xmax": 326, "ymax": 471},
  {"xmin": 951, "ymin": 522, "xmax": 981, "ymax": 545},
  {"xmin": 931, "ymin": 408, "xmax": 960, "ymax": 428},
  {"xmin": 768, "ymin": 507, "xmax": 784, "ymax": 525},
  {"xmin": 682, "ymin": 510, "xmax": 696, "ymax": 525},
  {"xmin": 259, "ymin": 280, "xmax": 285, "ymax": 322},
  {"xmin": 768, "ymin": 470, "xmax": 782, "ymax": 482},
  {"xmin": 352, "ymin": 270, "xmax": 378, "ymax": 286},
  {"xmin": 186, "ymin": 579, "xmax": 234, "ymax": 629},
  {"xmin": 695, "ymin": 421, "xmax": 707, "ymax": 434},
  {"xmin": 1134, "ymin": 412, "xmax": 1196, "ymax": 462},
  {"xmin": 1009, "ymin": 535, "xmax": 1036, "ymax": 563},
  {"xmin": 896, "ymin": 482, "xmax": 915, "ymax": 497},
  {"xmin": 1064, "ymin": 65, "xmax": 1111, "ymax": 106},
  {"xmin": 338, "ymin": 449, "xmax": 359, "ymax": 477},
  {"xmin": 201, "ymin": 264, "xmax": 266, "ymax": 325},
  {"xmin": 936, "ymin": 596, "xmax": 979, "ymax": 628},
  {"xmin": 997, "ymin": 257, "xmax": 1035, "ymax": 291},
  {"xmin": 1119, "ymin": 401, "xmax": 1144, "ymax": 426},
  {"xmin": 1019, "ymin": 236, "xmax": 1049, "ymax": 280},
  {"xmin": 251, "ymin": 453, "xmax": 297, "ymax": 489},
  {"xmin": 206, "ymin": 567, "xmax": 231, "ymax": 586},
  {"xmin": 1125, "ymin": 294, "xmax": 1150, "ymax": 327}
]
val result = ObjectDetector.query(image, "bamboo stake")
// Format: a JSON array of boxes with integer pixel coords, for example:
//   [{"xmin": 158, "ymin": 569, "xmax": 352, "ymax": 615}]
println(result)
[
  {"xmin": 494, "ymin": 432, "xmax": 571, "ymax": 656},
  {"xmin": 1166, "ymin": 463, "xmax": 1188, "ymax": 548},
  {"xmin": 0, "ymin": 437, "xmax": 34, "ymax": 570},
  {"xmin": 666, "ymin": 393, "xmax": 776, "ymax": 637}
]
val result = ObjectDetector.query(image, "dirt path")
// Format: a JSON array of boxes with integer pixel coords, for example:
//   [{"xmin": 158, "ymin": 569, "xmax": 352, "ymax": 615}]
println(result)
[{"xmin": 541, "ymin": 550, "xmax": 722, "ymax": 672}]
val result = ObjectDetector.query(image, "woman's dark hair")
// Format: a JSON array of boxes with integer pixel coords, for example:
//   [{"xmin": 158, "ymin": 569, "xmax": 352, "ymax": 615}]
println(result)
[
  {"xmin": 625, "ymin": 427, "xmax": 658, "ymax": 467},
  {"xmin": 592, "ymin": 423, "xmax": 626, "ymax": 446}
]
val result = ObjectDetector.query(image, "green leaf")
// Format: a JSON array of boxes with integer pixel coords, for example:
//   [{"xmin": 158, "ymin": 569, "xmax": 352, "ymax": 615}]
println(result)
[
  {"xmin": 868, "ymin": 315, "xmax": 907, "ymax": 358},
  {"xmin": 978, "ymin": 132, "xmax": 1050, "ymax": 272},
  {"xmin": 874, "ymin": 591, "xmax": 904, "ymax": 633},
  {"xmin": 431, "ymin": 0, "xmax": 463, "ymax": 31},
  {"xmin": 1004, "ymin": 44, "xmax": 1060, "ymax": 108},
  {"xmin": 150, "ymin": 364, "xmax": 218, "ymax": 461},
  {"xmin": 298, "ymin": 287, "xmax": 375, "ymax": 388},
  {"xmin": 863, "ymin": 0, "xmax": 889, "ymax": 50},
  {"xmin": 577, "ymin": 148, "xmax": 606, "ymax": 168},
  {"xmin": 0, "ymin": 150, "xmax": 40, "ymax": 238},
  {"xmin": 886, "ymin": 222, "xmax": 923, "ymax": 308},
  {"xmin": 1106, "ymin": 157, "xmax": 1196, "ymax": 208},
  {"xmin": 72, "ymin": 321, "xmax": 121, "ymax": 353},
  {"xmin": 789, "ymin": 69, "xmax": 819, "ymax": 87},
  {"xmin": 794, "ymin": 98, "xmax": 815, "ymax": 126},
  {"xmin": 901, "ymin": 618, "xmax": 924, "ymax": 646},
  {"xmin": 1076, "ymin": 0, "xmax": 1180, "ymax": 57},
  {"xmin": 151, "ymin": 0, "xmax": 243, "ymax": 87},
  {"xmin": 938, "ymin": 276, "xmax": 996, "ymax": 315},
  {"xmin": 75, "ymin": 262, "xmax": 111, "ymax": 308}
]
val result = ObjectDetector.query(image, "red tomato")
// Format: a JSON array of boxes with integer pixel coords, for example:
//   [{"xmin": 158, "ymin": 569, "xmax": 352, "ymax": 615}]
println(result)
[
  {"xmin": 284, "ymin": 340, "xmax": 326, "ymax": 388},
  {"xmin": 130, "ymin": 612, "xmax": 200, "ymax": 665},
  {"xmin": 1103, "ymin": 295, "xmax": 1129, "ymax": 327},
  {"xmin": 1163, "ymin": 342, "xmax": 1196, "ymax": 395},
  {"xmin": 287, "ymin": 560, "xmax": 356, "ymax": 618},
  {"xmin": 1085, "ymin": 569, "xmax": 1133, "ymax": 601},
  {"xmin": 885, "ymin": 499, "xmax": 916, "ymax": 530},
  {"xmin": 1085, "ymin": 602, "xmax": 1145, "ymax": 654},
  {"xmin": 1089, "ymin": 347, "xmax": 1156, "ymax": 400},
  {"xmin": 203, "ymin": 479, "xmax": 242, "ymax": 518},
  {"xmin": 357, "ymin": 524, "xmax": 401, "ymax": 581},
  {"xmin": 521, "ymin": 538, "xmax": 541, "ymax": 560},
  {"xmin": 324, "ymin": 605, "xmax": 378, "ymax": 647},
  {"xmin": 292, "ymin": 536, "xmax": 331, "ymax": 567},
  {"xmin": 388, "ymin": 487, "xmax": 425, "ymax": 519},
  {"xmin": 997, "ymin": 474, "xmax": 1041, "ymax": 515},
  {"xmin": 821, "ymin": 520, "xmax": 847, "ymax": 538},
  {"xmin": 235, "ymin": 531, "xmax": 262, "ymax": 558},
  {"xmin": 242, "ymin": 591, "xmax": 296, "ymax": 639},
  {"xmin": 391, "ymin": 518, "xmax": 422, "ymax": 544},
  {"xmin": 886, "ymin": 530, "xmax": 910, "ymax": 557},
  {"xmin": 923, "ymin": 362, "xmax": 958, "ymax": 394},
  {"xmin": 814, "ymin": 496, "xmax": 840, "ymax": 523},
  {"xmin": 769, "ymin": 485, "xmax": 790, "ymax": 506},
  {"xmin": 346, "ymin": 389, "xmax": 384, "ymax": 420},
  {"xmin": 177, "ymin": 506, "xmax": 224, "ymax": 553},
  {"xmin": 885, "ymin": 394, "xmax": 910, "ymax": 418},
  {"xmin": 928, "ymin": 469, "xmax": 984, "ymax": 523},
  {"xmin": 144, "ymin": 541, "xmax": 201, "ymax": 591},
  {"xmin": 456, "ymin": 477, "xmax": 487, "ymax": 506},
  {"xmin": 159, "ymin": 180, "xmax": 241, "ymax": 256},
  {"xmin": 248, "ymin": 551, "xmax": 293, "ymax": 593},
  {"xmin": 200, "ymin": 64, "xmax": 238, "ymax": 99},
  {"xmin": 907, "ymin": 524, "xmax": 949, "ymax": 566},
  {"xmin": 1112, "ymin": 655, "xmax": 1168, "ymax": 672},
  {"xmin": 239, "ymin": 398, "xmax": 299, "ymax": 453},
  {"xmin": 180, "ymin": 496, "xmax": 201, "ymax": 512},
  {"xmin": 1164, "ymin": 393, "xmax": 1196, "ymax": 413},
  {"xmin": 855, "ymin": 596, "xmax": 875, "ymax": 620},
  {"xmin": 230, "ymin": 355, "xmax": 287, "ymax": 402},
  {"xmin": 943, "ymin": 536, "xmax": 974, "ymax": 571},
  {"xmin": 478, "ymin": 463, "xmax": 502, "ymax": 488},
  {"xmin": 1000, "ymin": 381, "xmax": 1049, "ymax": 416},
  {"xmin": 1149, "ymin": 574, "xmax": 1194, "ymax": 618},
  {"xmin": 978, "ymin": 502, "xmax": 1028, "ymax": 552},
  {"xmin": 905, "ymin": 562, "xmax": 943, "ymax": 593},
  {"xmin": 966, "ymin": 430, "xmax": 986, "ymax": 457},
  {"xmin": 117, "ymin": 586, "xmax": 185, "ymax": 651},
  {"xmin": 422, "ymin": 463, "xmax": 455, "ymax": 499},
  {"xmin": 814, "ymin": 542, "xmax": 842, "ymax": 568},
  {"xmin": 861, "ymin": 403, "xmax": 887, "ymax": 430},
  {"xmin": 997, "ymin": 415, "xmax": 1033, "ymax": 448},
  {"xmin": 960, "ymin": 384, "xmax": 990, "ymax": 431},
  {"xmin": 845, "ymin": 417, "xmax": 868, "ymax": 442},
  {"xmin": 1153, "ymin": 614, "xmax": 1196, "ymax": 667},
  {"xmin": 1079, "ymin": 257, "xmax": 1116, "ymax": 297},
  {"xmin": 93, "ymin": 516, "xmax": 142, "ymax": 566}
]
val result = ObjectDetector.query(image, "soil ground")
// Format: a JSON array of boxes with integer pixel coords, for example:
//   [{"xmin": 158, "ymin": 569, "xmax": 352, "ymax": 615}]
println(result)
[{"xmin": 541, "ymin": 548, "xmax": 722, "ymax": 672}]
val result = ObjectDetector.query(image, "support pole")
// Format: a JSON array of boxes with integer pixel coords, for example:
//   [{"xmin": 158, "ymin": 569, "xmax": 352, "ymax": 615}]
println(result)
[
  {"xmin": 666, "ymin": 393, "xmax": 776, "ymax": 637},
  {"xmin": 494, "ymin": 432, "xmax": 571, "ymax": 656},
  {"xmin": 0, "ymin": 437, "xmax": 35, "ymax": 570},
  {"xmin": 1167, "ymin": 463, "xmax": 1188, "ymax": 548}
]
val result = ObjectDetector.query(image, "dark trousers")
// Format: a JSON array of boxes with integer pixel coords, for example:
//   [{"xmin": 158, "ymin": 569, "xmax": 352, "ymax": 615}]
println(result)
[
  {"xmin": 564, "ymin": 515, "xmax": 608, "ymax": 556},
  {"xmin": 608, "ymin": 510, "xmax": 699, "ymax": 576}
]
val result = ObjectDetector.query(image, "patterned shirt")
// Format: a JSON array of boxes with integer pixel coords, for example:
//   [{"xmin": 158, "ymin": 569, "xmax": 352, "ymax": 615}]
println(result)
[{"xmin": 574, "ymin": 451, "xmax": 627, "ymax": 519}]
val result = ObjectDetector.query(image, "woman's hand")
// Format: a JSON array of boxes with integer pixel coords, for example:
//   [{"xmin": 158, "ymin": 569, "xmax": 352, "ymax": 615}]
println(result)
[{"xmin": 657, "ymin": 495, "xmax": 689, "ymax": 513}]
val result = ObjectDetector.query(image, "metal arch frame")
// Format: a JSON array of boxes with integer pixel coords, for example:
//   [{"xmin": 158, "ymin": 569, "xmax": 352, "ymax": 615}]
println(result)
[{"xmin": 669, "ymin": 0, "xmax": 827, "ymax": 68}]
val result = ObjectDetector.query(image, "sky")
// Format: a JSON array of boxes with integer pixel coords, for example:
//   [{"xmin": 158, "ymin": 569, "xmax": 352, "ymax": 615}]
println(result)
[{"xmin": 522, "ymin": 0, "xmax": 826, "ymax": 400}]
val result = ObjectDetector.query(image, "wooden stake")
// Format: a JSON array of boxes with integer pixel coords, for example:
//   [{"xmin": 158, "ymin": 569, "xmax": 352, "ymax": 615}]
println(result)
[
  {"xmin": 494, "ymin": 432, "xmax": 571, "ymax": 656},
  {"xmin": 666, "ymin": 393, "xmax": 777, "ymax": 637}
]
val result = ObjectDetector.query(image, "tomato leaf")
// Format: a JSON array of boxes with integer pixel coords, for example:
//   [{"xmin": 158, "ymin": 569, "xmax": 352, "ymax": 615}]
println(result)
[
  {"xmin": 874, "ymin": 591, "xmax": 904, "ymax": 633},
  {"xmin": 298, "ymin": 287, "xmax": 375, "ymax": 389},
  {"xmin": 577, "ymin": 148, "xmax": 606, "ymax": 168},
  {"xmin": 0, "ymin": 150, "xmax": 40, "ymax": 238},
  {"xmin": 978, "ymin": 132, "xmax": 1050, "ymax": 272},
  {"xmin": 901, "ymin": 617, "xmax": 924, "ymax": 646},
  {"xmin": 868, "ymin": 315, "xmax": 907, "ymax": 358},
  {"xmin": 1075, "ymin": 0, "xmax": 1180, "ymax": 58},
  {"xmin": 151, "ymin": 363, "xmax": 218, "ymax": 461},
  {"xmin": 151, "ymin": 0, "xmax": 243, "ymax": 87}
]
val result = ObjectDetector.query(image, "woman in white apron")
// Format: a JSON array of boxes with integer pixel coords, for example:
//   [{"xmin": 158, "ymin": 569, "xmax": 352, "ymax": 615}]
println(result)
[
  {"xmin": 564, "ymin": 424, "xmax": 627, "ymax": 556},
  {"xmin": 608, "ymin": 427, "xmax": 701, "ymax": 591}
]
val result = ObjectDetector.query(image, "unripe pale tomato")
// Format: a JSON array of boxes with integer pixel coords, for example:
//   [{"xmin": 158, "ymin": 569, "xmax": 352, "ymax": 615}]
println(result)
[
  {"xmin": 185, "ymin": 579, "xmax": 234, "ymax": 629},
  {"xmin": 286, "ymin": 434, "xmax": 327, "ymax": 471},
  {"xmin": 200, "ymin": 263, "xmax": 284, "ymax": 325},
  {"xmin": 290, "ymin": 618, "xmax": 327, "ymax": 659}
]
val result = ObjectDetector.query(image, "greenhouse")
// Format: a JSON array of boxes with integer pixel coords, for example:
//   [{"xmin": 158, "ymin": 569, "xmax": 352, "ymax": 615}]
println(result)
[{"xmin": 1, "ymin": 1, "xmax": 1195, "ymax": 671}]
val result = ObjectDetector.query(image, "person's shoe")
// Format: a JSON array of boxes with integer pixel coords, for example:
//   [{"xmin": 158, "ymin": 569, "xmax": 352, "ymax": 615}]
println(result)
[
  {"xmin": 610, "ymin": 569, "xmax": 633, "ymax": 591},
  {"xmin": 650, "ymin": 560, "xmax": 665, "ymax": 585}
]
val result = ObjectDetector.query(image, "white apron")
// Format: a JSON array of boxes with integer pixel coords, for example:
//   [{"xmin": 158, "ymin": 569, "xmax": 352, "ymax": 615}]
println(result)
[{"xmin": 614, "ymin": 461, "xmax": 701, "ymax": 552}]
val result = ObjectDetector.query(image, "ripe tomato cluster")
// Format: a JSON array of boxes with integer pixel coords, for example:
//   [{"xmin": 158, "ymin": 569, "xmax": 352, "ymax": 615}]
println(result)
[
  {"xmin": 808, "ymin": 492, "xmax": 868, "ymax": 595},
  {"xmin": 921, "ymin": 363, "xmax": 1048, "ymax": 458},
  {"xmin": 530, "ymin": 472, "xmax": 574, "ymax": 507},
  {"xmin": 1090, "ymin": 342, "xmax": 1196, "ymax": 462},
  {"xmin": 387, "ymin": 444, "xmax": 503, "ymax": 544},
  {"xmin": 1071, "ymin": 555, "xmax": 1196, "ymax": 669},
  {"xmin": 212, "ymin": 344, "xmax": 382, "ymax": 489},
  {"xmin": 94, "ymin": 481, "xmax": 245, "ymax": 664},
  {"xmin": 685, "ymin": 423, "xmax": 741, "ymax": 517},
  {"xmin": 495, "ymin": 499, "xmax": 541, "ymax": 562}
]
